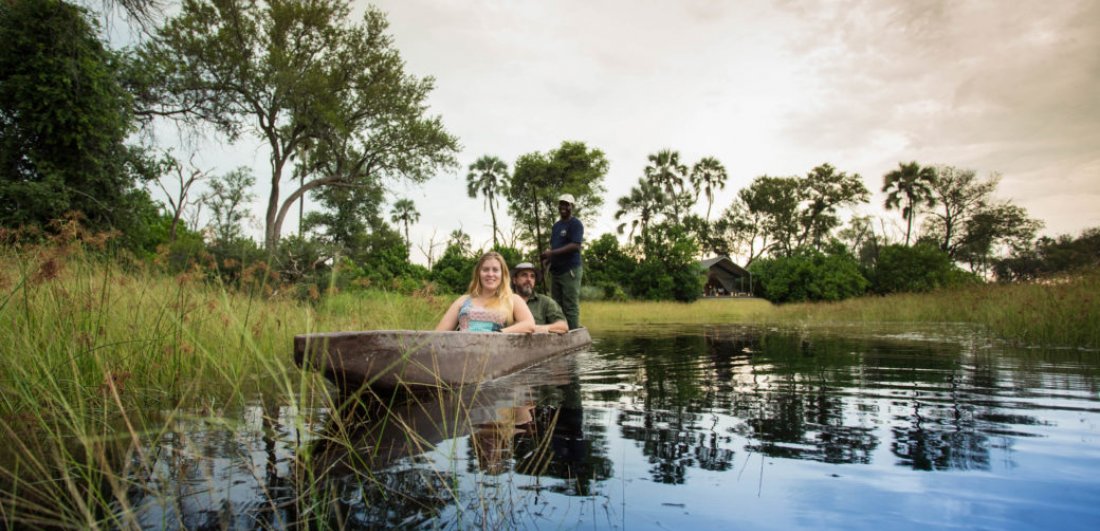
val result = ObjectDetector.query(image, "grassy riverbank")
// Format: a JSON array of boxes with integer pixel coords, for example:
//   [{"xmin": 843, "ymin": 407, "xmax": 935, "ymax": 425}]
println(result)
[
  {"xmin": 584, "ymin": 269, "xmax": 1099, "ymax": 349},
  {"xmin": 1, "ymin": 243, "xmax": 1097, "ymax": 526},
  {"xmin": 762, "ymin": 269, "xmax": 1100, "ymax": 349},
  {"xmin": 0, "ymin": 244, "xmax": 442, "ymax": 527}
]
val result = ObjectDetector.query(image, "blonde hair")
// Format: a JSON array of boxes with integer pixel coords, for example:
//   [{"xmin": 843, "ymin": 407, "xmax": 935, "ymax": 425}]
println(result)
[{"xmin": 467, "ymin": 251, "xmax": 515, "ymax": 323}]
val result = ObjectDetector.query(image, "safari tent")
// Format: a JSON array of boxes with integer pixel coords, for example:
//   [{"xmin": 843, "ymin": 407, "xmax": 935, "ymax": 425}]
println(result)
[{"xmin": 699, "ymin": 256, "xmax": 752, "ymax": 296}]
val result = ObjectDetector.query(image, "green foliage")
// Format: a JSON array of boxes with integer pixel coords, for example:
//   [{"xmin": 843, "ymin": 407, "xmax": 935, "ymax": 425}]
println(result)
[
  {"xmin": 629, "ymin": 223, "xmax": 704, "ymax": 302},
  {"xmin": 158, "ymin": 229, "xmax": 210, "ymax": 272},
  {"xmin": 203, "ymin": 167, "xmax": 255, "ymax": 244},
  {"xmin": 921, "ymin": 166, "xmax": 997, "ymax": 257},
  {"xmin": 489, "ymin": 245, "xmax": 524, "ymax": 271},
  {"xmin": 882, "ymin": 161, "xmax": 936, "ymax": 245},
  {"xmin": 955, "ymin": 203, "xmax": 1042, "ymax": 276},
  {"xmin": 995, "ymin": 227, "xmax": 1100, "ymax": 281},
  {"xmin": 585, "ymin": 233, "xmax": 637, "ymax": 286},
  {"xmin": 716, "ymin": 164, "xmax": 869, "ymax": 261},
  {"xmin": 731, "ymin": 175, "xmax": 801, "ymax": 256},
  {"xmin": 614, "ymin": 177, "xmax": 665, "ymax": 247},
  {"xmin": 690, "ymin": 156, "xmax": 728, "ymax": 222},
  {"xmin": 207, "ymin": 236, "xmax": 267, "ymax": 287},
  {"xmin": 389, "ymin": 198, "xmax": 419, "ymax": 249},
  {"xmin": 643, "ymin": 149, "xmax": 692, "ymax": 219},
  {"xmin": 799, "ymin": 164, "xmax": 870, "ymax": 249},
  {"xmin": 467, "ymin": 155, "xmax": 509, "ymax": 247},
  {"xmin": 145, "ymin": 0, "xmax": 459, "ymax": 251},
  {"xmin": 0, "ymin": 0, "xmax": 157, "ymax": 245},
  {"xmin": 870, "ymin": 243, "xmax": 974, "ymax": 294},
  {"xmin": 507, "ymin": 141, "xmax": 609, "ymax": 254},
  {"xmin": 584, "ymin": 233, "xmax": 637, "ymax": 301},
  {"xmin": 750, "ymin": 244, "xmax": 869, "ymax": 303},
  {"xmin": 430, "ymin": 244, "xmax": 474, "ymax": 294}
]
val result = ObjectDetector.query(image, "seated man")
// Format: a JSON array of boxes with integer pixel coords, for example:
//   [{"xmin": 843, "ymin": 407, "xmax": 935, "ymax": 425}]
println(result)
[{"xmin": 512, "ymin": 262, "xmax": 569, "ymax": 334}]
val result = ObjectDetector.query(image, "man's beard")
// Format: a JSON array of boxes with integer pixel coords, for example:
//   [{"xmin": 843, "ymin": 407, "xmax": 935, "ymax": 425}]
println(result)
[{"xmin": 515, "ymin": 283, "xmax": 534, "ymax": 298}]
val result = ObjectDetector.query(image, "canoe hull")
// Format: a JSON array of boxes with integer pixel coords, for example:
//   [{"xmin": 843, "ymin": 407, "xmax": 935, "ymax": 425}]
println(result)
[{"xmin": 293, "ymin": 328, "xmax": 592, "ymax": 391}]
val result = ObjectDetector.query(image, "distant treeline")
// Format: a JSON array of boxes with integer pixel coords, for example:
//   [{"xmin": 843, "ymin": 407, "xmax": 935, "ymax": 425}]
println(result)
[{"xmin": 2, "ymin": 0, "xmax": 1096, "ymax": 304}]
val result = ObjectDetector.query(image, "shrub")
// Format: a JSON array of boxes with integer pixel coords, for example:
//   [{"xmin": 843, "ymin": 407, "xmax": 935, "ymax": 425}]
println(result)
[
  {"xmin": 870, "ymin": 243, "xmax": 971, "ymax": 294},
  {"xmin": 751, "ymin": 245, "xmax": 868, "ymax": 303}
]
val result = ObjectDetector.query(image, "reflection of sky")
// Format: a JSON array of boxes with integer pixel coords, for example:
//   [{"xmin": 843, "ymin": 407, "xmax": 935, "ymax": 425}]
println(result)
[
  {"xmin": 120, "ymin": 326, "xmax": 1100, "ymax": 529},
  {"xmin": 126, "ymin": 403, "xmax": 320, "ymax": 529}
]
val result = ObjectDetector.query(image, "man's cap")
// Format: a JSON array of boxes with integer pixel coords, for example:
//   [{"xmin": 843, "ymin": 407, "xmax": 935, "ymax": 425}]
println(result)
[
  {"xmin": 558, "ymin": 193, "xmax": 576, "ymax": 205},
  {"xmin": 513, "ymin": 262, "xmax": 537, "ymax": 272}
]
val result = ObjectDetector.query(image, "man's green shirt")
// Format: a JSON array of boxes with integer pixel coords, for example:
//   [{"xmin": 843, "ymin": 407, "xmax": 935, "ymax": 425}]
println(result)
[{"xmin": 525, "ymin": 293, "xmax": 566, "ymax": 326}]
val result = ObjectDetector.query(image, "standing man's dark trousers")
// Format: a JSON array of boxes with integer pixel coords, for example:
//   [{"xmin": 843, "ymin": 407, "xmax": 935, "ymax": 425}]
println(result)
[{"xmin": 550, "ymin": 265, "xmax": 582, "ymax": 330}]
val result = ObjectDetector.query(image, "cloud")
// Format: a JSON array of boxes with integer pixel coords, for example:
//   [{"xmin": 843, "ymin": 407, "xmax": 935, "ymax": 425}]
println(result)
[{"xmin": 208, "ymin": 0, "xmax": 1099, "ymax": 257}]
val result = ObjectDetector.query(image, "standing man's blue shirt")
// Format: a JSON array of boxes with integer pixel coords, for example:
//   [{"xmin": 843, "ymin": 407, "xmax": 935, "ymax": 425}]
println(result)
[{"xmin": 549, "ymin": 217, "xmax": 583, "ymax": 273}]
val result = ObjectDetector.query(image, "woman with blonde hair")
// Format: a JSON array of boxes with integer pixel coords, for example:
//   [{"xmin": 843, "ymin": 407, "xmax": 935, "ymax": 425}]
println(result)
[{"xmin": 435, "ymin": 252, "xmax": 535, "ymax": 333}]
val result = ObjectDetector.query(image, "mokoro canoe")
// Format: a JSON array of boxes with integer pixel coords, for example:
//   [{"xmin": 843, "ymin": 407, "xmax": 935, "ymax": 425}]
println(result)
[{"xmin": 293, "ymin": 328, "xmax": 592, "ymax": 391}]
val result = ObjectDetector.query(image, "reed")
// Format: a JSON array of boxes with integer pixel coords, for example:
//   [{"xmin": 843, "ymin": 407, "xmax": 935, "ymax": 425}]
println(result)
[
  {"xmin": 2, "ymin": 238, "xmax": 1095, "ymax": 526},
  {"xmin": 0, "ymin": 243, "xmax": 311, "ymax": 526},
  {"xmin": 0, "ymin": 242, "xmax": 540, "ymax": 527},
  {"xmin": 767, "ymin": 269, "xmax": 1100, "ymax": 348}
]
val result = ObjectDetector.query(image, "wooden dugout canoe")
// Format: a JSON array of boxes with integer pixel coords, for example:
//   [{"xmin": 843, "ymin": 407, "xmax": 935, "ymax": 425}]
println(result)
[{"xmin": 293, "ymin": 328, "xmax": 592, "ymax": 391}]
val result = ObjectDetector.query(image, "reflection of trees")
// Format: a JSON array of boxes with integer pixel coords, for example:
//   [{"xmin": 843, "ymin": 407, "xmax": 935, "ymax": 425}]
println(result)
[
  {"xmin": 510, "ymin": 367, "xmax": 615, "ymax": 496},
  {"xmin": 618, "ymin": 409, "xmax": 735, "ymax": 484},
  {"xmin": 606, "ymin": 331, "xmax": 742, "ymax": 483},
  {"xmin": 116, "ymin": 326, "xmax": 1086, "ymax": 526},
  {"xmin": 881, "ymin": 346, "xmax": 1049, "ymax": 471}
]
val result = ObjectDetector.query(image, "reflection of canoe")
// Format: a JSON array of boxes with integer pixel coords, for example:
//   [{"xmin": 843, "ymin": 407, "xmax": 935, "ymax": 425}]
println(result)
[
  {"xmin": 312, "ymin": 355, "xmax": 577, "ymax": 473},
  {"xmin": 294, "ymin": 328, "xmax": 592, "ymax": 391}
]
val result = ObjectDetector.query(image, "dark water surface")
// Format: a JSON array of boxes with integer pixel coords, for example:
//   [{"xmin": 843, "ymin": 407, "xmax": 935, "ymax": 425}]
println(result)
[{"xmin": 128, "ymin": 325, "xmax": 1100, "ymax": 529}]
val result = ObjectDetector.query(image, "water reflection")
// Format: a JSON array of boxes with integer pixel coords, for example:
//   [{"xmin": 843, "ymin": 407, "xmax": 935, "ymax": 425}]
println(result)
[{"xmin": 122, "ymin": 325, "xmax": 1100, "ymax": 529}]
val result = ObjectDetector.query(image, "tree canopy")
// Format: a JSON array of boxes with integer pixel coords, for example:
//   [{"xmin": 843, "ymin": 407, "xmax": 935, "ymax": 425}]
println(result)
[
  {"xmin": 0, "ymin": 0, "xmax": 157, "ymax": 245},
  {"xmin": 507, "ymin": 141, "xmax": 608, "ymax": 255},
  {"xmin": 143, "ymin": 0, "xmax": 459, "ymax": 252}
]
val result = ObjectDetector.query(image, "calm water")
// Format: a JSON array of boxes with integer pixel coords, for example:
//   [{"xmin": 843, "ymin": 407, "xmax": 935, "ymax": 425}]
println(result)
[{"xmin": 127, "ymin": 325, "xmax": 1100, "ymax": 529}]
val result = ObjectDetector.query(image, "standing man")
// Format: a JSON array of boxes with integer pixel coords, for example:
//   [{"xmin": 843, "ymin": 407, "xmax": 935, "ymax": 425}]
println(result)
[
  {"xmin": 540, "ymin": 193, "xmax": 583, "ymax": 330},
  {"xmin": 512, "ymin": 262, "xmax": 568, "ymax": 334}
]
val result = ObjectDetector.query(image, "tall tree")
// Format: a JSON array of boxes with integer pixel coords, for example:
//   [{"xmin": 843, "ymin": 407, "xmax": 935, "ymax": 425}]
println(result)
[
  {"xmin": 882, "ymin": 161, "xmax": 936, "ymax": 245},
  {"xmin": 389, "ymin": 198, "xmax": 419, "ymax": 249},
  {"xmin": 614, "ymin": 177, "xmax": 665, "ymax": 247},
  {"xmin": 507, "ymin": 141, "xmax": 608, "ymax": 256},
  {"xmin": 690, "ymin": 156, "xmax": 728, "ymax": 222},
  {"xmin": 202, "ymin": 167, "xmax": 255, "ymax": 244},
  {"xmin": 741, "ymin": 175, "xmax": 802, "ymax": 256},
  {"xmin": 797, "ymin": 163, "xmax": 870, "ymax": 249},
  {"xmin": 154, "ymin": 152, "xmax": 207, "ymax": 242},
  {"xmin": 955, "ymin": 203, "xmax": 1042, "ymax": 276},
  {"xmin": 921, "ymin": 166, "xmax": 999, "ymax": 257},
  {"xmin": 303, "ymin": 176, "xmax": 386, "ymax": 258},
  {"xmin": 144, "ymin": 0, "xmax": 458, "ymax": 253},
  {"xmin": 643, "ymin": 149, "xmax": 690, "ymax": 219},
  {"xmin": 466, "ymin": 155, "xmax": 509, "ymax": 247},
  {"xmin": 0, "ymin": 0, "xmax": 156, "ymax": 238},
  {"xmin": 447, "ymin": 229, "xmax": 472, "ymax": 256},
  {"xmin": 713, "ymin": 196, "xmax": 771, "ymax": 266}
]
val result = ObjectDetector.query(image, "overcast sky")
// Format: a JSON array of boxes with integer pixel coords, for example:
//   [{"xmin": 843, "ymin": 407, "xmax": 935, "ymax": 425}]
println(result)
[{"xmin": 161, "ymin": 0, "xmax": 1100, "ymax": 263}]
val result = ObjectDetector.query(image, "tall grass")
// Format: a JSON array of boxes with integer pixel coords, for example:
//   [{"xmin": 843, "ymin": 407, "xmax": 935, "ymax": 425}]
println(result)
[
  {"xmin": 583, "ymin": 297, "xmax": 776, "ymax": 331},
  {"xmin": 768, "ymin": 269, "xmax": 1100, "ymax": 348},
  {"xmin": 0, "ymin": 241, "xmax": 450, "ymax": 528},
  {"xmin": 2, "ymin": 237, "xmax": 1095, "ymax": 526}
]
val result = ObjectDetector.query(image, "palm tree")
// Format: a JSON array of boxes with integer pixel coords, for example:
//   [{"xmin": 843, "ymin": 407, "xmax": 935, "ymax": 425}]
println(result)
[
  {"xmin": 448, "ymin": 229, "xmax": 472, "ymax": 255},
  {"xmin": 466, "ymin": 155, "xmax": 509, "ymax": 247},
  {"xmin": 882, "ymin": 161, "xmax": 937, "ymax": 245},
  {"xmin": 390, "ymin": 198, "xmax": 419, "ymax": 248},
  {"xmin": 644, "ymin": 149, "xmax": 688, "ymax": 219},
  {"xmin": 690, "ymin": 156, "xmax": 728, "ymax": 222},
  {"xmin": 614, "ymin": 178, "xmax": 665, "ymax": 246}
]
